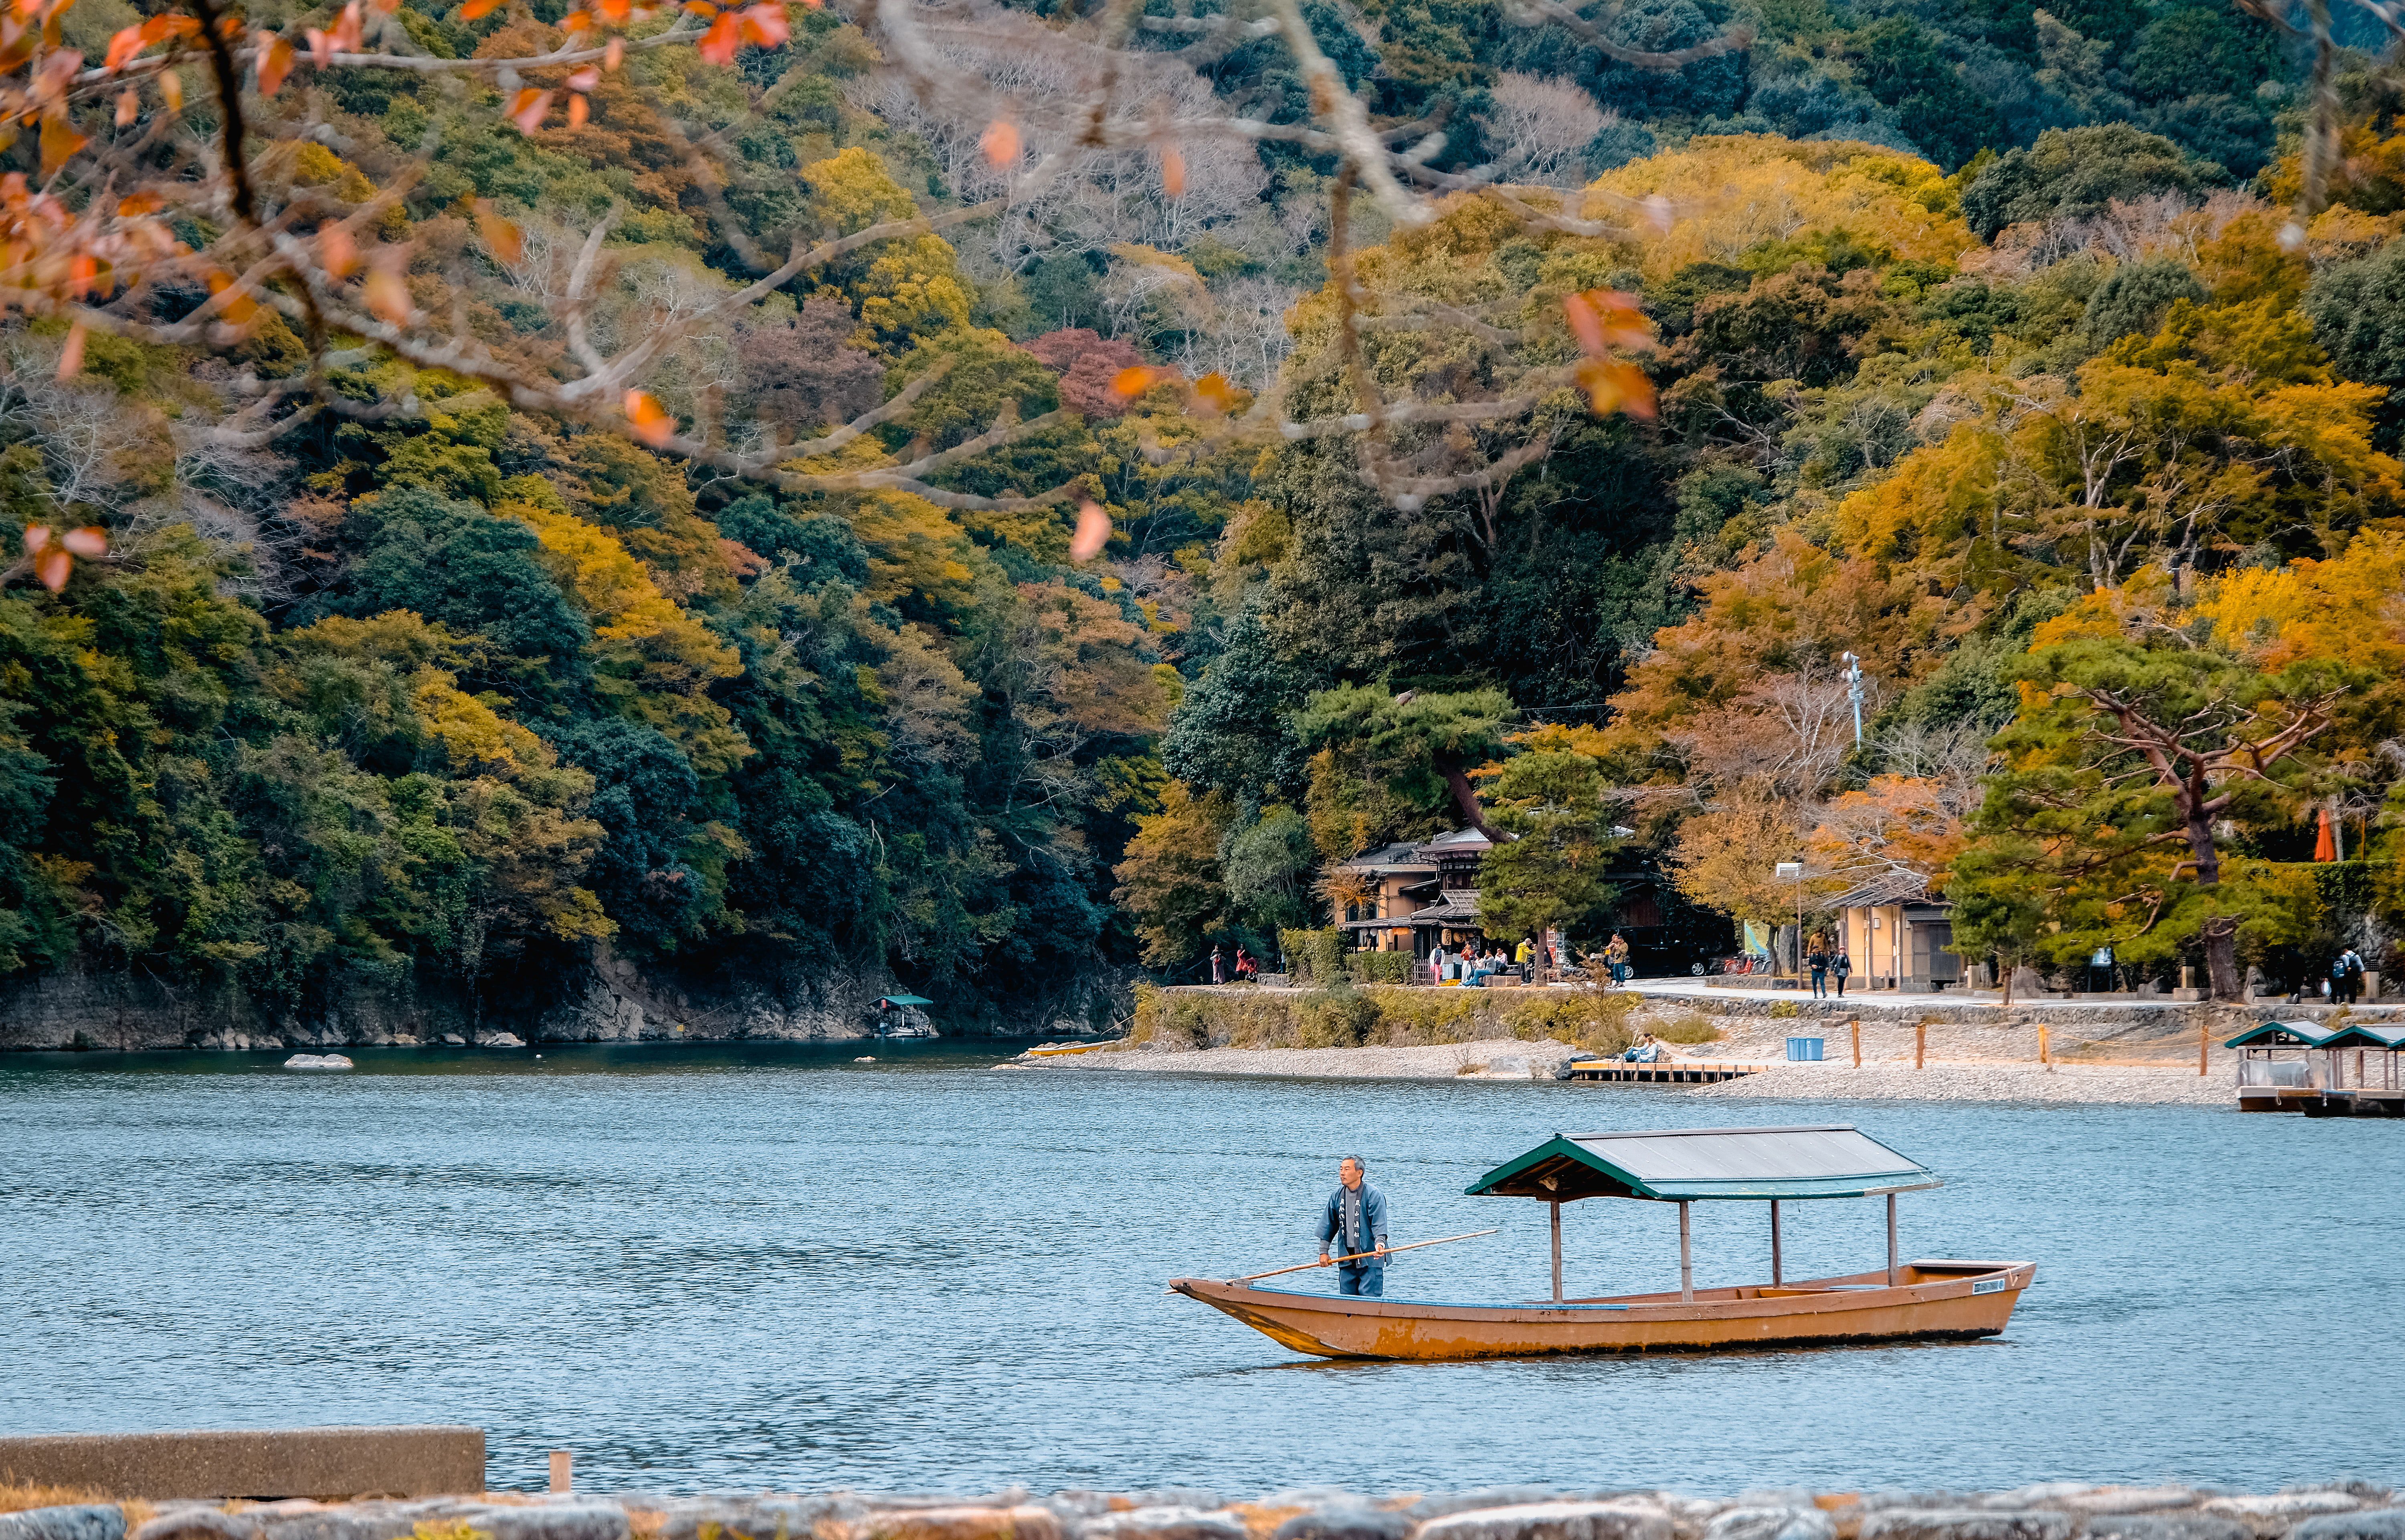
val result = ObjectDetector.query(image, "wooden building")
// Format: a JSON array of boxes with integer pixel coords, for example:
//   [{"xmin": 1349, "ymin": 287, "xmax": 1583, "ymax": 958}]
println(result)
[{"xmin": 1829, "ymin": 871, "xmax": 1965, "ymax": 992}]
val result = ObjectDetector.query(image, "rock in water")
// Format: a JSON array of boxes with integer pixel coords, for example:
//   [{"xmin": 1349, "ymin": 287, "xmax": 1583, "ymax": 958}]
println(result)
[{"xmin": 282, "ymin": 1053, "xmax": 354, "ymax": 1072}]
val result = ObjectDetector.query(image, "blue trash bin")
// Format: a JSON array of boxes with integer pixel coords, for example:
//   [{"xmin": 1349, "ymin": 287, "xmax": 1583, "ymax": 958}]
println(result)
[{"xmin": 1786, "ymin": 1036, "xmax": 1825, "ymax": 1061}]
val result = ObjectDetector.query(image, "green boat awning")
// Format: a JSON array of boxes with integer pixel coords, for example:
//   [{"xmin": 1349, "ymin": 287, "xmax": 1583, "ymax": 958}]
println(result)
[
  {"xmin": 879, "ymin": 994, "xmax": 935, "ymax": 1007},
  {"xmin": 2225, "ymin": 1020, "xmax": 2343, "ymax": 1049},
  {"xmin": 1467, "ymin": 1125, "xmax": 1941, "ymax": 1203},
  {"xmin": 2317, "ymin": 1022, "xmax": 2405, "ymax": 1050}
]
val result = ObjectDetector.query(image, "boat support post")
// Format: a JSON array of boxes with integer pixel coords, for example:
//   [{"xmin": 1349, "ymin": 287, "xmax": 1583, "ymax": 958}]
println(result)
[
  {"xmin": 1769, "ymin": 1199, "xmax": 1782, "ymax": 1287},
  {"xmin": 1885, "ymin": 1192, "xmax": 1898, "ymax": 1285},
  {"xmin": 1550, "ymin": 1200, "xmax": 1562, "ymax": 1303},
  {"xmin": 1678, "ymin": 1199, "xmax": 1694, "ymax": 1302}
]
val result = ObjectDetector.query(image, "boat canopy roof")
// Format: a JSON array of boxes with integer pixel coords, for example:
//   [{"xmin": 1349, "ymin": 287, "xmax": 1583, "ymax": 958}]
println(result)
[
  {"xmin": 1465, "ymin": 1125, "xmax": 1940, "ymax": 1203},
  {"xmin": 2225, "ymin": 1020, "xmax": 2345, "ymax": 1049},
  {"xmin": 2316, "ymin": 1021, "xmax": 2405, "ymax": 1049},
  {"xmin": 879, "ymin": 994, "xmax": 935, "ymax": 1007}
]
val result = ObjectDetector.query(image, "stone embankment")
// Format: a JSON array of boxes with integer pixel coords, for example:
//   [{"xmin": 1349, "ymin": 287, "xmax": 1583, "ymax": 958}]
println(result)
[{"xmin": 5, "ymin": 1484, "xmax": 2402, "ymax": 1540}]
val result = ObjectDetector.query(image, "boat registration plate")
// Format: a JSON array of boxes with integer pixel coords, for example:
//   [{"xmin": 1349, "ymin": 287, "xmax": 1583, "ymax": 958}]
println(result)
[{"xmin": 1972, "ymin": 1277, "xmax": 2009, "ymax": 1295}]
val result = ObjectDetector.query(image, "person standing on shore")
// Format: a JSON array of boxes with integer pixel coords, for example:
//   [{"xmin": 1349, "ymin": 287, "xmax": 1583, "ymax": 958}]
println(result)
[
  {"xmin": 1833, "ymin": 947, "xmax": 1852, "ymax": 998},
  {"xmin": 1316, "ymin": 1156, "xmax": 1390, "ymax": 1297},
  {"xmin": 1807, "ymin": 943, "xmax": 1830, "ymax": 999},
  {"xmin": 1211, "ymin": 945, "xmax": 1226, "ymax": 985},
  {"xmin": 1604, "ymin": 932, "xmax": 1631, "ymax": 986}
]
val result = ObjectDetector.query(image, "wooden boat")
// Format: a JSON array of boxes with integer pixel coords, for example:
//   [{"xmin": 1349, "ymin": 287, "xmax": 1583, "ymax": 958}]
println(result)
[{"xmin": 1170, "ymin": 1125, "xmax": 2034, "ymax": 1360}]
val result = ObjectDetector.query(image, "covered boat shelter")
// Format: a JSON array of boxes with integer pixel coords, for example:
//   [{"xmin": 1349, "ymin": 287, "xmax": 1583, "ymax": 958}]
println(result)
[
  {"xmin": 1466, "ymin": 1126, "xmax": 1941, "ymax": 1303},
  {"xmin": 2225, "ymin": 1020, "xmax": 2346, "ymax": 1110}
]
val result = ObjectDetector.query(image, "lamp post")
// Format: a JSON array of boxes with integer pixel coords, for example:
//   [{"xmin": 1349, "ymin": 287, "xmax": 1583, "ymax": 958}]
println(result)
[
  {"xmin": 1776, "ymin": 860, "xmax": 1803, "ymax": 976},
  {"xmin": 1841, "ymin": 653, "xmax": 1864, "ymax": 746}
]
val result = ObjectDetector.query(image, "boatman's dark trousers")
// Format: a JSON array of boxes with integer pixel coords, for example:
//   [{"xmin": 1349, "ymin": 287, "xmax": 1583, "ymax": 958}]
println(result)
[{"xmin": 1337, "ymin": 1257, "xmax": 1384, "ymax": 1297}]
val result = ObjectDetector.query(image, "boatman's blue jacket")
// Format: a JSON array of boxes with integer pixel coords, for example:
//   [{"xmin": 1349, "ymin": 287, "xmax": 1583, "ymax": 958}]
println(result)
[{"xmin": 1318, "ymin": 1182, "xmax": 1389, "ymax": 1257}]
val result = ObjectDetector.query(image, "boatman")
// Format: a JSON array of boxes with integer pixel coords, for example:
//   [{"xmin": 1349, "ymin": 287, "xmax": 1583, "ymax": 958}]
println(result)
[{"xmin": 1316, "ymin": 1155, "xmax": 1390, "ymax": 1297}]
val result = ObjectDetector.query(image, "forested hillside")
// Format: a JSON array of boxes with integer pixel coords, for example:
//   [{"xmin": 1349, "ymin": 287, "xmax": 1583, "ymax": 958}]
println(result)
[{"xmin": 0, "ymin": 0, "xmax": 2394, "ymax": 1033}]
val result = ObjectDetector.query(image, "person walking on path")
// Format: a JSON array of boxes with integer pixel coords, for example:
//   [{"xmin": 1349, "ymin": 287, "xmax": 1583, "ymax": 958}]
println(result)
[
  {"xmin": 2335, "ymin": 946, "xmax": 2365, "ymax": 1004},
  {"xmin": 1604, "ymin": 932, "xmax": 1631, "ymax": 986},
  {"xmin": 1833, "ymin": 947, "xmax": 1852, "ymax": 998},
  {"xmin": 1515, "ymin": 936, "xmax": 1534, "ymax": 983},
  {"xmin": 1316, "ymin": 1155, "xmax": 1390, "ymax": 1297},
  {"xmin": 1807, "ymin": 943, "xmax": 1830, "ymax": 999},
  {"xmin": 1211, "ymin": 945, "xmax": 1226, "ymax": 985},
  {"xmin": 1234, "ymin": 945, "xmax": 1255, "ymax": 981}
]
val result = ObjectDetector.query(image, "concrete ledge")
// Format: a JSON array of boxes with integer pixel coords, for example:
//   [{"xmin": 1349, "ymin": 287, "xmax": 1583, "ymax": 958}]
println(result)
[{"xmin": 0, "ymin": 1427, "xmax": 483, "ymax": 1500}]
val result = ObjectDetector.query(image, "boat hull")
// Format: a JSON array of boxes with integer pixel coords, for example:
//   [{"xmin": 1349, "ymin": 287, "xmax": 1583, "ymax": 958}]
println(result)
[{"xmin": 1168, "ymin": 1260, "xmax": 2034, "ymax": 1360}]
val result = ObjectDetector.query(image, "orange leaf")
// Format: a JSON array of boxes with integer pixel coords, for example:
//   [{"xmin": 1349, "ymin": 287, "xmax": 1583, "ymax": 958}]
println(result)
[
  {"xmin": 205, "ymin": 270, "xmax": 257, "ymax": 325},
  {"xmin": 565, "ymin": 64, "xmax": 598, "ymax": 89},
  {"xmin": 140, "ymin": 13, "xmax": 198, "ymax": 41},
  {"xmin": 54, "ymin": 322, "xmax": 83, "ymax": 378},
  {"xmin": 255, "ymin": 31, "xmax": 293, "ymax": 94},
  {"xmin": 32, "ymin": 545, "xmax": 68, "ymax": 592},
  {"xmin": 979, "ymin": 118, "xmax": 1019, "ymax": 168},
  {"xmin": 305, "ymin": 26, "xmax": 333, "ymax": 65},
  {"xmin": 113, "ymin": 87, "xmax": 135, "ymax": 124},
  {"xmin": 1575, "ymin": 358, "xmax": 1655, "ymax": 420},
  {"xmin": 158, "ymin": 69, "xmax": 180, "ymax": 111},
  {"xmin": 318, "ymin": 221, "xmax": 358, "ymax": 277},
  {"xmin": 60, "ymin": 525, "xmax": 105, "ymax": 557},
  {"xmin": 1160, "ymin": 145, "xmax": 1184, "ymax": 198},
  {"xmin": 738, "ymin": 0, "xmax": 785, "ymax": 45},
  {"xmin": 472, "ymin": 198, "xmax": 523, "ymax": 263},
  {"xmin": 695, "ymin": 9, "xmax": 738, "ymax": 63},
  {"xmin": 560, "ymin": 6, "xmax": 591, "ymax": 27},
  {"xmin": 332, "ymin": 1, "xmax": 363, "ymax": 49},
  {"xmin": 102, "ymin": 21, "xmax": 139, "ymax": 68},
  {"xmin": 1110, "ymin": 365, "xmax": 1160, "ymax": 399},
  {"xmin": 1190, "ymin": 372, "xmax": 1234, "ymax": 414},
  {"xmin": 364, "ymin": 259, "xmax": 411, "ymax": 323},
  {"xmin": 117, "ymin": 190, "xmax": 160, "ymax": 214},
  {"xmin": 21, "ymin": 525, "xmax": 49, "ymax": 554},
  {"xmin": 506, "ymin": 86, "xmax": 552, "ymax": 133},
  {"xmin": 566, "ymin": 91, "xmax": 588, "ymax": 127},
  {"xmin": 1069, "ymin": 501, "xmax": 1110, "ymax": 562},
  {"xmin": 603, "ymin": 34, "xmax": 622, "ymax": 68},
  {"xmin": 67, "ymin": 253, "xmax": 95, "ymax": 297},
  {"xmin": 682, "ymin": 1, "xmax": 717, "ymax": 14},
  {"xmin": 596, "ymin": 0, "xmax": 631, "ymax": 22},
  {"xmin": 459, "ymin": 0, "xmax": 503, "ymax": 16},
  {"xmin": 624, "ymin": 389, "xmax": 673, "ymax": 446},
  {"xmin": 37, "ymin": 112, "xmax": 82, "ymax": 177},
  {"xmin": 1562, "ymin": 291, "xmax": 1603, "ymax": 357}
]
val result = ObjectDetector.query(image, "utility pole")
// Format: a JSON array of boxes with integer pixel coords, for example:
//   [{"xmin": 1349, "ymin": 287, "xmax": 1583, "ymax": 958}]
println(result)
[{"xmin": 1842, "ymin": 653, "xmax": 1864, "ymax": 746}]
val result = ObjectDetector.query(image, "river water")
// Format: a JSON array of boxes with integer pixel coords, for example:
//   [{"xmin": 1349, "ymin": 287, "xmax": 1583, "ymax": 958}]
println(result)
[{"xmin": 3, "ymin": 1043, "xmax": 2400, "ymax": 1497}]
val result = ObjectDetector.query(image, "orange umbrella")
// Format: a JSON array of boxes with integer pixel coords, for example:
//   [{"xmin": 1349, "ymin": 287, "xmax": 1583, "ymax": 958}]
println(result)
[{"xmin": 2315, "ymin": 804, "xmax": 2337, "ymax": 862}]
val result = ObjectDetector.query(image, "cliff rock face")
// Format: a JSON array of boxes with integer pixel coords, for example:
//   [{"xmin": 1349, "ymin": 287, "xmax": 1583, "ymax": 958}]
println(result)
[
  {"xmin": 0, "ymin": 951, "xmax": 1138, "ymax": 1052},
  {"xmin": 0, "ymin": 953, "xmax": 891, "ymax": 1053}
]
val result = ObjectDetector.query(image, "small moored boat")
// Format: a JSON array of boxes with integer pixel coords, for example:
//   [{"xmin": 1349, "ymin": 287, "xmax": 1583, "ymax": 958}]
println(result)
[{"xmin": 1170, "ymin": 1124, "xmax": 2033, "ymax": 1360}]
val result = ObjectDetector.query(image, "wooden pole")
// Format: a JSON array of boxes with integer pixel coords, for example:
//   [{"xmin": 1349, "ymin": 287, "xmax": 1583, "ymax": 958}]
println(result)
[
  {"xmin": 1230, "ymin": 1228, "xmax": 1500, "ymax": 1283},
  {"xmin": 1678, "ymin": 1200, "xmax": 1694, "ymax": 1302},
  {"xmin": 1886, "ymin": 1193, "xmax": 1899, "ymax": 1286},
  {"xmin": 2199, "ymin": 1021, "xmax": 2210, "ymax": 1077},
  {"xmin": 1850, "ymin": 1018, "xmax": 1860, "ymax": 1067},
  {"xmin": 1769, "ymin": 1199, "xmax": 1783, "ymax": 1287},
  {"xmin": 2038, "ymin": 1023, "xmax": 2050, "ymax": 1069},
  {"xmin": 1550, "ymin": 1200, "xmax": 1562, "ymax": 1304},
  {"xmin": 549, "ymin": 1450, "xmax": 572, "ymax": 1494},
  {"xmin": 1915, "ymin": 1021, "xmax": 1926, "ymax": 1069}
]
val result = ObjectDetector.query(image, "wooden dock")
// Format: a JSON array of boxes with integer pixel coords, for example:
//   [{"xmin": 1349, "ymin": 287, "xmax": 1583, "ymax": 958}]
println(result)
[
  {"xmin": 2241, "ymin": 1087, "xmax": 2405, "ymax": 1117},
  {"xmin": 1565, "ymin": 1060, "xmax": 1769, "ymax": 1085}
]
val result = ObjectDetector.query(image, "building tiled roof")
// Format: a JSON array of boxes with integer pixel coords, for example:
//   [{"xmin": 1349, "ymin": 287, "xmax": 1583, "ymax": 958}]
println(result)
[
  {"xmin": 1829, "ymin": 869, "xmax": 1936, "ymax": 909},
  {"xmin": 1336, "ymin": 841, "xmax": 1437, "ymax": 872}
]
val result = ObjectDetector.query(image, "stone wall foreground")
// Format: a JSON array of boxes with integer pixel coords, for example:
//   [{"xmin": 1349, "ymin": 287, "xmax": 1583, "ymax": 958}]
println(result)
[{"xmin": 4, "ymin": 1483, "xmax": 2402, "ymax": 1540}]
